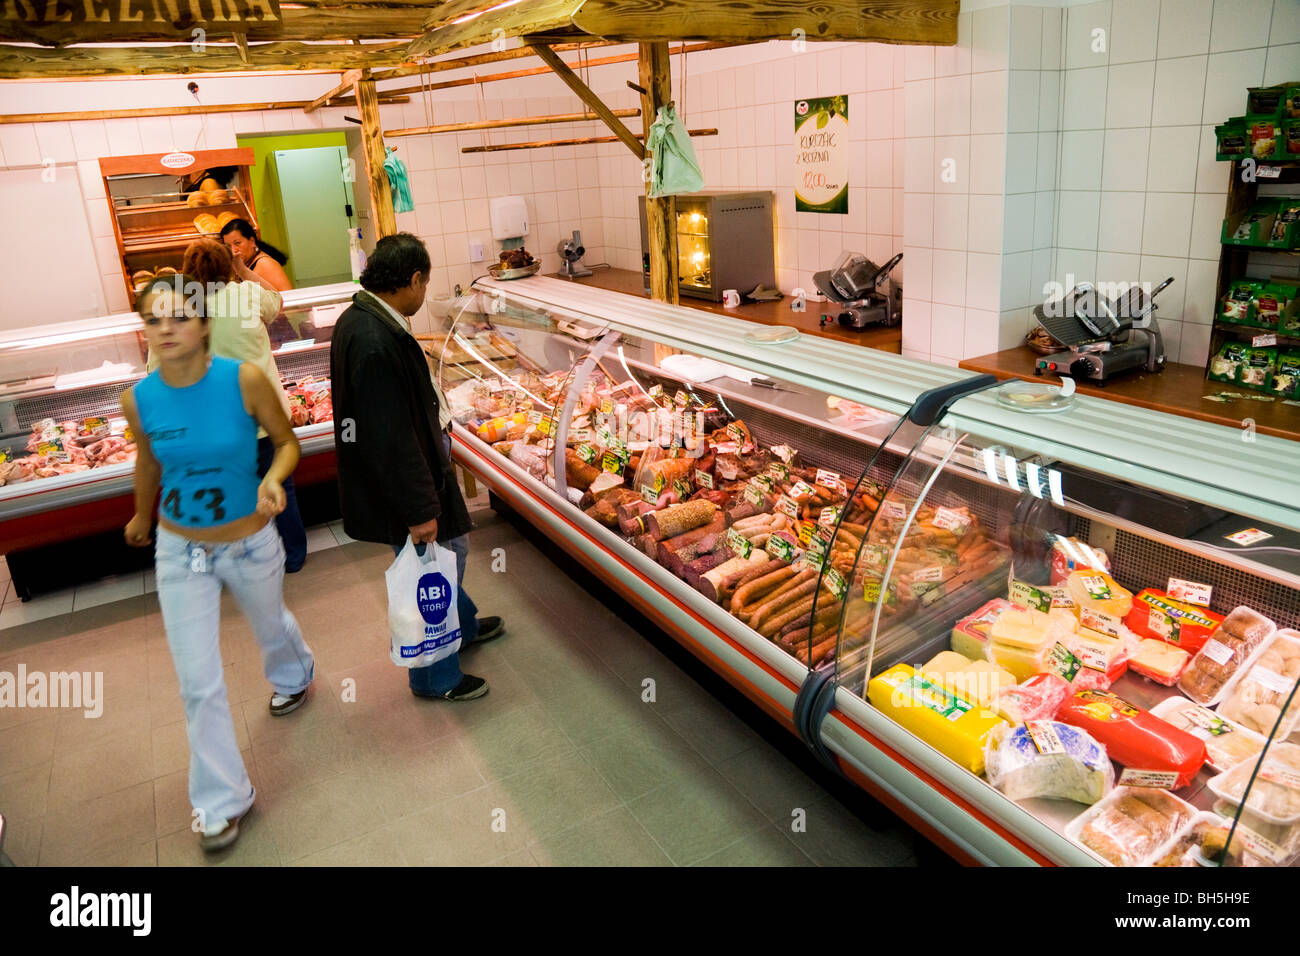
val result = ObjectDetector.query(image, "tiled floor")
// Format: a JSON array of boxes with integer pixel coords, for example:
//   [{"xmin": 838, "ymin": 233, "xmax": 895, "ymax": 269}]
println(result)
[{"xmin": 0, "ymin": 500, "xmax": 923, "ymax": 867}]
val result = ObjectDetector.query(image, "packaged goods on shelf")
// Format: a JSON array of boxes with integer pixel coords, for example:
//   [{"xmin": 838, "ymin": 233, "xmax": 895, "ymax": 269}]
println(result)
[
  {"xmin": 1209, "ymin": 742, "xmax": 1300, "ymax": 824},
  {"xmin": 1128, "ymin": 639, "xmax": 1192, "ymax": 686},
  {"xmin": 1048, "ymin": 535, "xmax": 1110, "ymax": 583},
  {"xmin": 1218, "ymin": 629, "xmax": 1300, "ymax": 737},
  {"xmin": 1065, "ymin": 786, "xmax": 1197, "ymax": 867},
  {"xmin": 950, "ymin": 598, "xmax": 1015, "ymax": 662},
  {"xmin": 1270, "ymin": 351, "xmax": 1300, "ymax": 399},
  {"xmin": 867, "ymin": 664, "xmax": 1006, "ymax": 775},
  {"xmin": 1148, "ymin": 696, "xmax": 1266, "ymax": 772},
  {"xmin": 984, "ymin": 720, "xmax": 1113, "ymax": 805},
  {"xmin": 1125, "ymin": 589, "xmax": 1223, "ymax": 654},
  {"xmin": 996, "ymin": 673, "xmax": 1072, "ymax": 724},
  {"xmin": 1178, "ymin": 606, "xmax": 1277, "ymax": 705},
  {"xmin": 1210, "ymin": 342, "xmax": 1249, "ymax": 383},
  {"xmin": 1211, "ymin": 799, "xmax": 1300, "ymax": 866},
  {"xmin": 1057, "ymin": 689, "xmax": 1207, "ymax": 788},
  {"xmin": 1150, "ymin": 812, "xmax": 1245, "ymax": 867}
]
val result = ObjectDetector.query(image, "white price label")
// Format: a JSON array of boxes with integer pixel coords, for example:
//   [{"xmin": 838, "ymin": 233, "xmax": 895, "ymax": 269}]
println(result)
[
  {"xmin": 1167, "ymin": 578, "xmax": 1212, "ymax": 607},
  {"xmin": 1236, "ymin": 825, "xmax": 1291, "ymax": 864},
  {"xmin": 772, "ymin": 444, "xmax": 797, "ymax": 464},
  {"xmin": 695, "ymin": 470, "xmax": 714, "ymax": 489},
  {"xmin": 774, "ymin": 495, "xmax": 800, "ymax": 520},
  {"xmin": 1117, "ymin": 769, "xmax": 1180, "ymax": 789},
  {"xmin": 1249, "ymin": 666, "xmax": 1295, "ymax": 695},
  {"xmin": 1080, "ymin": 606, "xmax": 1123, "ymax": 638},
  {"xmin": 767, "ymin": 534, "xmax": 795, "ymax": 561},
  {"xmin": 1077, "ymin": 643, "xmax": 1111, "ymax": 672},
  {"xmin": 1226, "ymin": 528, "xmax": 1274, "ymax": 546},
  {"xmin": 914, "ymin": 566, "xmax": 946, "ymax": 583},
  {"xmin": 1149, "ymin": 608, "xmax": 1173, "ymax": 639},
  {"xmin": 744, "ymin": 484, "xmax": 765, "ymax": 506},
  {"xmin": 881, "ymin": 500, "xmax": 907, "ymax": 520},
  {"xmin": 1201, "ymin": 639, "xmax": 1235, "ymax": 667},
  {"xmin": 789, "ymin": 479, "xmax": 814, "ymax": 498},
  {"xmin": 640, "ymin": 485, "xmax": 659, "ymax": 504},
  {"xmin": 824, "ymin": 567, "xmax": 847, "ymax": 600},
  {"xmin": 1257, "ymin": 165, "xmax": 1282, "ymax": 179},
  {"xmin": 1260, "ymin": 765, "xmax": 1300, "ymax": 790},
  {"xmin": 1078, "ymin": 573, "xmax": 1113, "ymax": 600},
  {"xmin": 1046, "ymin": 586, "xmax": 1076, "ymax": 610},
  {"xmin": 1025, "ymin": 720, "xmax": 1066, "ymax": 756},
  {"xmin": 815, "ymin": 468, "xmax": 842, "ymax": 491},
  {"xmin": 726, "ymin": 528, "xmax": 753, "ymax": 559},
  {"xmin": 1253, "ymin": 333, "xmax": 1278, "ymax": 347},
  {"xmin": 818, "ymin": 505, "xmax": 841, "ymax": 528},
  {"xmin": 932, "ymin": 507, "xmax": 970, "ymax": 532}
]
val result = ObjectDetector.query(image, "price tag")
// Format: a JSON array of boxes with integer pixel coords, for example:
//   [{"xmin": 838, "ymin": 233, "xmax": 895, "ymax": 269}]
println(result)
[
  {"xmin": 772, "ymin": 444, "xmax": 797, "ymax": 464},
  {"xmin": 1025, "ymin": 720, "xmax": 1066, "ymax": 756},
  {"xmin": 577, "ymin": 443, "xmax": 597, "ymax": 464},
  {"xmin": 1236, "ymin": 825, "xmax": 1291, "ymax": 864},
  {"xmin": 607, "ymin": 437, "xmax": 629, "ymax": 464},
  {"xmin": 1045, "ymin": 586, "xmax": 1076, "ymax": 610},
  {"xmin": 767, "ymin": 462, "xmax": 790, "ymax": 483},
  {"xmin": 860, "ymin": 544, "xmax": 890, "ymax": 567},
  {"xmin": 751, "ymin": 474, "xmax": 775, "ymax": 493},
  {"xmin": 599, "ymin": 397, "xmax": 614, "ymax": 415},
  {"xmin": 695, "ymin": 470, "xmax": 714, "ymax": 489},
  {"xmin": 1253, "ymin": 333, "xmax": 1278, "ymax": 347},
  {"xmin": 913, "ymin": 565, "xmax": 946, "ymax": 583},
  {"xmin": 774, "ymin": 495, "xmax": 800, "ymax": 520},
  {"xmin": 1248, "ymin": 666, "xmax": 1295, "ymax": 695},
  {"xmin": 1117, "ymin": 769, "xmax": 1180, "ymax": 789},
  {"xmin": 796, "ymin": 551, "xmax": 825, "ymax": 574},
  {"xmin": 1148, "ymin": 608, "xmax": 1173, "ymax": 640},
  {"xmin": 1077, "ymin": 642, "xmax": 1111, "ymax": 673},
  {"xmin": 1009, "ymin": 580, "xmax": 1051, "ymax": 613},
  {"xmin": 932, "ymin": 506, "xmax": 971, "ymax": 532},
  {"xmin": 648, "ymin": 384, "xmax": 665, "ymax": 400},
  {"xmin": 1167, "ymin": 578, "xmax": 1213, "ymax": 607},
  {"xmin": 910, "ymin": 580, "xmax": 941, "ymax": 600},
  {"xmin": 38, "ymin": 439, "xmax": 70, "ymax": 462},
  {"xmin": 673, "ymin": 478, "xmax": 693, "ymax": 500},
  {"xmin": 84, "ymin": 416, "xmax": 106, "ymax": 431},
  {"xmin": 601, "ymin": 453, "xmax": 623, "ymax": 474},
  {"xmin": 673, "ymin": 389, "xmax": 689, "ymax": 408},
  {"xmin": 1226, "ymin": 528, "xmax": 1274, "ymax": 546},
  {"xmin": 1079, "ymin": 606, "xmax": 1123, "ymax": 638},
  {"xmin": 796, "ymin": 521, "xmax": 815, "ymax": 548},
  {"xmin": 815, "ymin": 468, "xmax": 842, "ymax": 491},
  {"xmin": 818, "ymin": 504, "xmax": 842, "ymax": 528},
  {"xmin": 640, "ymin": 484, "xmax": 660, "ymax": 504},
  {"xmin": 1201, "ymin": 639, "xmax": 1235, "ymax": 667},
  {"xmin": 863, "ymin": 576, "xmax": 883, "ymax": 603},
  {"xmin": 789, "ymin": 479, "xmax": 814, "ymax": 499},
  {"xmin": 1257, "ymin": 165, "xmax": 1282, "ymax": 179},
  {"xmin": 1077, "ymin": 573, "xmax": 1113, "ymax": 600},
  {"xmin": 807, "ymin": 526, "xmax": 832, "ymax": 558},
  {"xmin": 1183, "ymin": 705, "xmax": 1235, "ymax": 737},
  {"xmin": 823, "ymin": 566, "xmax": 847, "ymax": 600},
  {"xmin": 726, "ymin": 423, "xmax": 746, "ymax": 444},
  {"xmin": 1046, "ymin": 642, "xmax": 1082, "ymax": 682},
  {"xmin": 880, "ymin": 500, "xmax": 907, "ymax": 520},
  {"xmin": 744, "ymin": 484, "xmax": 765, "ymax": 506},
  {"xmin": 726, "ymin": 527, "xmax": 752, "ymax": 559},
  {"xmin": 1260, "ymin": 765, "xmax": 1300, "ymax": 790},
  {"xmin": 535, "ymin": 417, "xmax": 554, "ymax": 437},
  {"xmin": 526, "ymin": 409, "xmax": 542, "ymax": 425},
  {"xmin": 652, "ymin": 472, "xmax": 667, "ymax": 493},
  {"xmin": 595, "ymin": 425, "xmax": 614, "ymax": 447},
  {"xmin": 767, "ymin": 534, "xmax": 796, "ymax": 561}
]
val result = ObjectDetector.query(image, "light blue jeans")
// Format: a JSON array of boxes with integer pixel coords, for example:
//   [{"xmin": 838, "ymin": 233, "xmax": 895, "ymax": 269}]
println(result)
[{"xmin": 155, "ymin": 521, "xmax": 315, "ymax": 825}]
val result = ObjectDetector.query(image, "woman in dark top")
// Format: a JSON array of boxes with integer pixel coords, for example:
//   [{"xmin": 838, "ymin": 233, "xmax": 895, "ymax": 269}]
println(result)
[{"xmin": 220, "ymin": 218, "xmax": 293, "ymax": 292}]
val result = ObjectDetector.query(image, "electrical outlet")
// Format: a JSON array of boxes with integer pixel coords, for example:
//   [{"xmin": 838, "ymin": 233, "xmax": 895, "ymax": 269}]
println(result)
[{"xmin": 469, "ymin": 240, "xmax": 485, "ymax": 262}]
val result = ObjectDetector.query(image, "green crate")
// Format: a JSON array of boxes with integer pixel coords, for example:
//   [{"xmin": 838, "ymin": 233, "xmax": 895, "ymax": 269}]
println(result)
[{"xmin": 1222, "ymin": 200, "xmax": 1278, "ymax": 246}]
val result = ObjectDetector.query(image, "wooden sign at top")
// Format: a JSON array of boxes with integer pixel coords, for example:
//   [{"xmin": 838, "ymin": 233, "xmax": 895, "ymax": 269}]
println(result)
[{"xmin": 2, "ymin": 0, "xmax": 283, "ymax": 39}]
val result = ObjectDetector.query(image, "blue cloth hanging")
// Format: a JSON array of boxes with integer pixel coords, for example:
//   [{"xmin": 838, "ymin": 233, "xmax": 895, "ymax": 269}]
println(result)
[{"xmin": 383, "ymin": 146, "xmax": 415, "ymax": 213}]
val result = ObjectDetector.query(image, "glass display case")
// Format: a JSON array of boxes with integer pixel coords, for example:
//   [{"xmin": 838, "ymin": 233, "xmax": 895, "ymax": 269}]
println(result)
[{"xmin": 441, "ymin": 273, "xmax": 1300, "ymax": 866}]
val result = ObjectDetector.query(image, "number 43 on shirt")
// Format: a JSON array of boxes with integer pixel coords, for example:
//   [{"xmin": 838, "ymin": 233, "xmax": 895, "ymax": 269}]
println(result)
[{"xmin": 162, "ymin": 487, "xmax": 227, "ymax": 524}]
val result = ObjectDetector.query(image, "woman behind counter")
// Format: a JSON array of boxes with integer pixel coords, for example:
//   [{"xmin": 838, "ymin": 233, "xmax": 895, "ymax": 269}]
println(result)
[
  {"xmin": 220, "ymin": 218, "xmax": 293, "ymax": 292},
  {"xmin": 148, "ymin": 239, "xmax": 309, "ymax": 572}
]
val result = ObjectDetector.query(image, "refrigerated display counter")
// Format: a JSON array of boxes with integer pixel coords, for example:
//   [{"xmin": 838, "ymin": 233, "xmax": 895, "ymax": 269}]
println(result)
[
  {"xmin": 439, "ymin": 274, "xmax": 1300, "ymax": 867},
  {"xmin": 0, "ymin": 281, "xmax": 356, "ymax": 598}
]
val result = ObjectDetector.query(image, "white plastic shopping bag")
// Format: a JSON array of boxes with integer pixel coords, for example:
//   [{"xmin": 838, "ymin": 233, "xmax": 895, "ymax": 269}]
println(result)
[{"xmin": 386, "ymin": 536, "xmax": 463, "ymax": 667}]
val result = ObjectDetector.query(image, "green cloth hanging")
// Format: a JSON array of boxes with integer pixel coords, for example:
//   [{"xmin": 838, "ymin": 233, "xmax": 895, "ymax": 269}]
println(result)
[
  {"xmin": 383, "ymin": 147, "xmax": 415, "ymax": 213},
  {"xmin": 646, "ymin": 104, "xmax": 703, "ymax": 198}
]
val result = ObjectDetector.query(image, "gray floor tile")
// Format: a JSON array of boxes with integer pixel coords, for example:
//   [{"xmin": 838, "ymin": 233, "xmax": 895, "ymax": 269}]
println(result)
[
  {"xmin": 39, "ymin": 781, "xmax": 156, "ymax": 866},
  {"xmin": 715, "ymin": 744, "xmax": 831, "ymax": 823},
  {"xmin": 48, "ymin": 732, "xmax": 155, "ymax": 808},
  {"xmin": 578, "ymin": 725, "xmax": 713, "ymax": 802},
  {"xmin": 790, "ymin": 794, "xmax": 916, "ymax": 867},
  {"xmin": 528, "ymin": 807, "xmax": 673, "ymax": 867},
  {"xmin": 454, "ymin": 701, "xmax": 576, "ymax": 783},
  {"xmin": 692, "ymin": 823, "xmax": 817, "ymax": 867},
  {"xmin": 625, "ymin": 770, "xmax": 770, "ymax": 866},
  {"xmin": 661, "ymin": 699, "xmax": 763, "ymax": 766},
  {"xmin": 492, "ymin": 751, "xmax": 621, "ymax": 842}
]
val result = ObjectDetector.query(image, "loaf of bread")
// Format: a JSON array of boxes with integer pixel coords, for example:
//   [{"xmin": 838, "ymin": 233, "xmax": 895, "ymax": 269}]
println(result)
[
  {"xmin": 1221, "ymin": 606, "xmax": 1275, "ymax": 649},
  {"xmin": 199, "ymin": 177, "xmax": 220, "ymax": 193},
  {"xmin": 186, "ymin": 191, "xmax": 208, "ymax": 207}
]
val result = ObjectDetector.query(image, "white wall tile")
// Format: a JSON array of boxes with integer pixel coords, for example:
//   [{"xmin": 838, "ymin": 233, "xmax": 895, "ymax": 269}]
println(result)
[
  {"xmin": 1004, "ymin": 192, "xmax": 1036, "ymax": 254},
  {"xmin": 1195, "ymin": 124, "xmax": 1231, "ymax": 193},
  {"xmin": 1158, "ymin": 0, "xmax": 1214, "ymax": 58},
  {"xmin": 904, "ymin": 246, "xmax": 934, "ymax": 300},
  {"xmin": 963, "ymin": 307, "xmax": 1000, "ymax": 357},
  {"xmin": 1104, "ymin": 61, "xmax": 1155, "ymax": 129},
  {"xmin": 1102, "ymin": 128, "xmax": 1152, "ymax": 190},
  {"xmin": 906, "ymin": 45, "xmax": 936, "ymax": 82},
  {"xmin": 1180, "ymin": 320, "xmax": 1212, "ymax": 367},
  {"xmin": 1039, "ymin": 71, "xmax": 1062, "ymax": 132},
  {"xmin": 1096, "ymin": 251, "xmax": 1141, "ymax": 283},
  {"xmin": 901, "ymin": 299, "xmax": 932, "ymax": 355},
  {"xmin": 971, "ymin": 71, "xmax": 1011, "ymax": 134},
  {"xmin": 0, "ymin": 124, "xmax": 40, "ymax": 167},
  {"xmin": 867, "ymin": 187, "xmax": 893, "ymax": 235},
  {"xmin": 932, "ymin": 249, "xmax": 967, "ymax": 306},
  {"xmin": 936, "ymin": 12, "xmax": 974, "ymax": 78},
  {"xmin": 1032, "ymin": 246, "xmax": 1056, "ymax": 299},
  {"xmin": 85, "ymin": 196, "xmax": 113, "ymax": 238},
  {"xmin": 1210, "ymin": 0, "xmax": 1273, "ymax": 52},
  {"xmin": 1064, "ymin": 67, "xmax": 1108, "ymax": 131},
  {"xmin": 1056, "ymin": 247, "xmax": 1098, "ymax": 284},
  {"xmin": 904, "ymin": 80, "xmax": 934, "ymax": 138},
  {"xmin": 1182, "ymin": 256, "xmax": 1220, "ymax": 324},
  {"xmin": 1152, "ymin": 56, "xmax": 1209, "ymax": 126},
  {"xmin": 1146, "ymin": 125, "xmax": 1201, "ymax": 192},
  {"xmin": 1263, "ymin": 42, "xmax": 1300, "ymax": 86},
  {"xmin": 71, "ymin": 121, "xmax": 110, "ymax": 161},
  {"xmin": 33, "ymin": 122, "xmax": 75, "ymax": 164},
  {"xmin": 1065, "ymin": 1, "xmax": 1112, "ymax": 70},
  {"xmin": 1003, "ymin": 70, "xmax": 1034, "ymax": 134},
  {"xmin": 1042, "ymin": 7, "xmax": 1064, "ymax": 71},
  {"xmin": 1058, "ymin": 191, "xmax": 1102, "ymax": 251},
  {"xmin": 933, "ymin": 193, "xmax": 969, "ymax": 251},
  {"xmin": 933, "ymin": 75, "xmax": 972, "ymax": 137},
  {"xmin": 1098, "ymin": 191, "xmax": 1147, "ymax": 253},
  {"xmin": 1138, "ymin": 255, "xmax": 1189, "ymax": 319},
  {"xmin": 1201, "ymin": 49, "xmax": 1267, "ymax": 124},
  {"xmin": 1110, "ymin": 0, "xmax": 1160, "ymax": 63},
  {"xmin": 1003, "ymin": 133, "xmax": 1036, "ymax": 194},
  {"xmin": 1189, "ymin": 191, "xmax": 1228, "ymax": 259},
  {"xmin": 903, "ymin": 194, "xmax": 934, "ymax": 248},
  {"xmin": 1037, "ymin": 131, "xmax": 1058, "ymax": 191},
  {"xmin": 1140, "ymin": 192, "xmax": 1195, "ymax": 257},
  {"xmin": 1035, "ymin": 190, "xmax": 1058, "ymax": 249},
  {"xmin": 137, "ymin": 116, "xmax": 174, "ymax": 152},
  {"xmin": 972, "ymin": 6, "xmax": 1011, "ymax": 74},
  {"xmin": 1272, "ymin": 0, "xmax": 1300, "ymax": 45},
  {"xmin": 933, "ymin": 135, "xmax": 970, "ymax": 193},
  {"xmin": 965, "ymin": 133, "xmax": 1004, "ymax": 195},
  {"xmin": 968, "ymin": 194, "xmax": 1004, "ymax": 254},
  {"xmin": 931, "ymin": 303, "xmax": 967, "ymax": 358},
  {"xmin": 1010, "ymin": 6, "xmax": 1044, "ymax": 71},
  {"xmin": 1059, "ymin": 130, "xmax": 1104, "ymax": 189},
  {"xmin": 999, "ymin": 307, "xmax": 1034, "ymax": 351},
  {"xmin": 1000, "ymin": 249, "xmax": 1035, "ymax": 310},
  {"xmin": 904, "ymin": 137, "xmax": 934, "ymax": 194},
  {"xmin": 865, "ymin": 140, "xmax": 892, "ymax": 189}
]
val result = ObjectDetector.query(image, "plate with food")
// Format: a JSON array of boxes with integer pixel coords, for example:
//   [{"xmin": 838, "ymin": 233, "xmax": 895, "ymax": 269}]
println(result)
[
  {"xmin": 995, "ymin": 378, "xmax": 1077, "ymax": 413},
  {"xmin": 490, "ymin": 248, "xmax": 540, "ymax": 280}
]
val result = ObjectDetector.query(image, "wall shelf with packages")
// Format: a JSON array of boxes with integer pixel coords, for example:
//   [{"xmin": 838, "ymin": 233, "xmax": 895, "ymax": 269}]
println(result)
[{"xmin": 442, "ymin": 274, "xmax": 1300, "ymax": 867}]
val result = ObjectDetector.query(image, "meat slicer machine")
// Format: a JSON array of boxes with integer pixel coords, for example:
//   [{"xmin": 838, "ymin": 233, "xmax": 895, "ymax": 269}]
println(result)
[
  {"xmin": 814, "ymin": 251, "xmax": 903, "ymax": 329},
  {"xmin": 1032, "ymin": 277, "xmax": 1174, "ymax": 384}
]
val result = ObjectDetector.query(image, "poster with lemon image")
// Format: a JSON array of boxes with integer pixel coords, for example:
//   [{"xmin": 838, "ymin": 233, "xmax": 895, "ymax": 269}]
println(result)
[{"xmin": 794, "ymin": 95, "xmax": 849, "ymax": 214}]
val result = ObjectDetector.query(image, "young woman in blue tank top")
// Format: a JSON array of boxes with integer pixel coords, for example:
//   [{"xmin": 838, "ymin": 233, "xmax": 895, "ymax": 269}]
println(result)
[{"xmin": 122, "ymin": 275, "xmax": 316, "ymax": 853}]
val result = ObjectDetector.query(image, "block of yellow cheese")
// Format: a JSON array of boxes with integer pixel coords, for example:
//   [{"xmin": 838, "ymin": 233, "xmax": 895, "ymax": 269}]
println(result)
[
  {"xmin": 868, "ymin": 664, "xmax": 1007, "ymax": 775},
  {"xmin": 920, "ymin": 651, "xmax": 1016, "ymax": 712}
]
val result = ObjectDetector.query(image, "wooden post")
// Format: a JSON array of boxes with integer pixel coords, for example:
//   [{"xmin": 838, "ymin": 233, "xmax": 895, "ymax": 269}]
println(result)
[
  {"xmin": 639, "ymin": 41, "xmax": 678, "ymax": 305},
  {"xmin": 355, "ymin": 73, "xmax": 396, "ymax": 239},
  {"xmin": 529, "ymin": 44, "xmax": 646, "ymax": 160}
]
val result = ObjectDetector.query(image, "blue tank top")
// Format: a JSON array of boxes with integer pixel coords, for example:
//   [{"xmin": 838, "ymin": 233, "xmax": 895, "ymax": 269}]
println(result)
[{"xmin": 133, "ymin": 357, "xmax": 260, "ymax": 529}]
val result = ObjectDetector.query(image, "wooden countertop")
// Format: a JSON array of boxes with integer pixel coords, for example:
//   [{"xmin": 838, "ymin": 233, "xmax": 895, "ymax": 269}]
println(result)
[
  {"xmin": 960, "ymin": 346, "xmax": 1299, "ymax": 442},
  {"xmin": 551, "ymin": 267, "xmax": 902, "ymax": 353}
]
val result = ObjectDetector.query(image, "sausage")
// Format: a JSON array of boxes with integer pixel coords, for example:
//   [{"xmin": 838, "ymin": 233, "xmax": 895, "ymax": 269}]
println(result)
[
  {"xmin": 748, "ymin": 572, "xmax": 816, "ymax": 631},
  {"xmin": 729, "ymin": 563, "xmax": 793, "ymax": 614}
]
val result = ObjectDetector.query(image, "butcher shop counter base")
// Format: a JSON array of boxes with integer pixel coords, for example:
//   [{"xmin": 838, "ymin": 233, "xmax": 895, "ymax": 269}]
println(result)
[{"xmin": 960, "ymin": 346, "xmax": 1300, "ymax": 442}]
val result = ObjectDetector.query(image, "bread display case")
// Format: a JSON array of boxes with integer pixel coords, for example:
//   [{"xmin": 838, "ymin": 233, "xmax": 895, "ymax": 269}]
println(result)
[
  {"xmin": 0, "ymin": 282, "xmax": 356, "ymax": 598},
  {"xmin": 440, "ymin": 274, "xmax": 1300, "ymax": 866}
]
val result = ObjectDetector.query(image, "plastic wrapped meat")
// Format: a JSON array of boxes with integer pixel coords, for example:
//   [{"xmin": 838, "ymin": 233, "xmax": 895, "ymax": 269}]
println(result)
[
  {"xmin": 509, "ymin": 442, "xmax": 549, "ymax": 480},
  {"xmin": 984, "ymin": 720, "xmax": 1113, "ymax": 805},
  {"xmin": 1076, "ymin": 789, "xmax": 1195, "ymax": 866}
]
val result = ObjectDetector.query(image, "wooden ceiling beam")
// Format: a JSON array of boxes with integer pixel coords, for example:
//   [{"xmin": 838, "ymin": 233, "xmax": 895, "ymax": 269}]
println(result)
[
  {"xmin": 530, "ymin": 42, "xmax": 644, "ymax": 160},
  {"xmin": 385, "ymin": 107, "xmax": 638, "ymax": 138},
  {"xmin": 305, "ymin": 66, "xmax": 364, "ymax": 112},
  {"xmin": 370, "ymin": 38, "xmax": 613, "ymax": 83},
  {"xmin": 460, "ymin": 127, "xmax": 716, "ymax": 153},
  {"xmin": 405, "ymin": 0, "xmax": 582, "ymax": 59},
  {"xmin": 0, "ymin": 95, "xmax": 409, "ymax": 126}
]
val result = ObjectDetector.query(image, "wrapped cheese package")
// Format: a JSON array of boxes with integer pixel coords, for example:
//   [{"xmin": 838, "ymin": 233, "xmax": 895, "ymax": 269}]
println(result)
[
  {"xmin": 1128, "ymin": 638, "xmax": 1191, "ymax": 686},
  {"xmin": 1057, "ymin": 689, "xmax": 1207, "ymax": 788},
  {"xmin": 950, "ymin": 598, "xmax": 1013, "ymax": 661},
  {"xmin": 1066, "ymin": 569, "xmax": 1134, "ymax": 630},
  {"xmin": 1125, "ymin": 589, "xmax": 1224, "ymax": 655},
  {"xmin": 919, "ymin": 650, "xmax": 1016, "ymax": 714},
  {"xmin": 987, "ymin": 606, "xmax": 1074, "ymax": 682},
  {"xmin": 1049, "ymin": 536, "xmax": 1110, "ymax": 585},
  {"xmin": 867, "ymin": 664, "xmax": 1006, "ymax": 775},
  {"xmin": 1068, "ymin": 786, "xmax": 1196, "ymax": 866},
  {"xmin": 996, "ymin": 673, "xmax": 1072, "ymax": 723},
  {"xmin": 984, "ymin": 720, "xmax": 1113, "ymax": 805}
]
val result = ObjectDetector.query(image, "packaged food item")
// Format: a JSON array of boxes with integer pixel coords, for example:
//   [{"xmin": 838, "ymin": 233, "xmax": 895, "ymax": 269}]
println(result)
[
  {"xmin": 984, "ymin": 721, "xmax": 1113, "ymax": 805},
  {"xmin": 1270, "ymin": 351, "xmax": 1300, "ymax": 400},
  {"xmin": 1249, "ymin": 116, "xmax": 1280, "ymax": 159},
  {"xmin": 1151, "ymin": 812, "xmax": 1246, "ymax": 867},
  {"xmin": 1239, "ymin": 346, "xmax": 1277, "ymax": 389},
  {"xmin": 988, "ymin": 606, "xmax": 1072, "ymax": 682},
  {"xmin": 1287, "ymin": 119, "xmax": 1300, "ymax": 159},
  {"xmin": 1125, "ymin": 589, "xmax": 1224, "ymax": 654},
  {"xmin": 1073, "ymin": 628, "xmax": 1130, "ymax": 680},
  {"xmin": 1248, "ymin": 85, "xmax": 1286, "ymax": 114},
  {"xmin": 1215, "ymin": 117, "xmax": 1249, "ymax": 160},
  {"xmin": 1222, "ymin": 605, "xmax": 1277, "ymax": 647},
  {"xmin": 1209, "ymin": 342, "xmax": 1248, "ymax": 383},
  {"xmin": 1068, "ymin": 787, "xmax": 1196, "ymax": 866},
  {"xmin": 1048, "ymin": 536, "xmax": 1109, "ymax": 585},
  {"xmin": 1211, "ymin": 799, "xmax": 1300, "ymax": 866},
  {"xmin": 1250, "ymin": 284, "xmax": 1284, "ymax": 328},
  {"xmin": 1220, "ymin": 279, "xmax": 1261, "ymax": 323},
  {"xmin": 1219, "ymin": 630, "xmax": 1300, "ymax": 738},
  {"xmin": 1270, "ymin": 204, "xmax": 1300, "ymax": 245},
  {"xmin": 1065, "ymin": 569, "xmax": 1133, "ymax": 635},
  {"xmin": 867, "ymin": 664, "xmax": 1007, "ymax": 775},
  {"xmin": 1179, "ymin": 632, "xmax": 1258, "ymax": 706},
  {"xmin": 1226, "ymin": 202, "xmax": 1276, "ymax": 244},
  {"xmin": 950, "ymin": 597, "xmax": 1013, "ymax": 661},
  {"xmin": 996, "ymin": 673, "xmax": 1072, "ymax": 723},
  {"xmin": 1209, "ymin": 742, "xmax": 1300, "ymax": 824},
  {"xmin": 1288, "ymin": 84, "xmax": 1300, "ymax": 118},
  {"xmin": 1150, "ymin": 696, "xmax": 1266, "ymax": 772},
  {"xmin": 918, "ymin": 650, "xmax": 1016, "ymax": 714},
  {"xmin": 1057, "ymin": 689, "xmax": 1207, "ymax": 788},
  {"xmin": 1126, "ymin": 639, "xmax": 1187, "ymax": 685}
]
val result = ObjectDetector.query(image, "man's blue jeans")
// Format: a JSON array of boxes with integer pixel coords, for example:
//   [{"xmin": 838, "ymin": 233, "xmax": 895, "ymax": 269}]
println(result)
[{"xmin": 393, "ymin": 536, "xmax": 478, "ymax": 695}]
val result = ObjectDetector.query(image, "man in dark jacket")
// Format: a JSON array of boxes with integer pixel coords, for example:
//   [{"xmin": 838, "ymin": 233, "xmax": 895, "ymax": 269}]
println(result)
[{"xmin": 330, "ymin": 233, "xmax": 503, "ymax": 701}]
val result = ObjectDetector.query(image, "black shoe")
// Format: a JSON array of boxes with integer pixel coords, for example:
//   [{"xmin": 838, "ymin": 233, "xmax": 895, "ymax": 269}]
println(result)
[
  {"xmin": 472, "ymin": 616, "xmax": 505, "ymax": 646},
  {"xmin": 269, "ymin": 687, "xmax": 309, "ymax": 716},
  {"xmin": 423, "ymin": 675, "xmax": 488, "ymax": 702}
]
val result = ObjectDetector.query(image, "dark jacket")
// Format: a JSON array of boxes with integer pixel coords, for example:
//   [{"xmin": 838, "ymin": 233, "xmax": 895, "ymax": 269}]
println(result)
[{"xmin": 329, "ymin": 291, "xmax": 471, "ymax": 547}]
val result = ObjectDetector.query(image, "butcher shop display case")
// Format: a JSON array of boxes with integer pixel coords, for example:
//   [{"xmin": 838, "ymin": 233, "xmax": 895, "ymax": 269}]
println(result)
[
  {"xmin": 0, "ymin": 281, "xmax": 357, "ymax": 599},
  {"xmin": 439, "ymin": 274, "xmax": 1300, "ymax": 867}
]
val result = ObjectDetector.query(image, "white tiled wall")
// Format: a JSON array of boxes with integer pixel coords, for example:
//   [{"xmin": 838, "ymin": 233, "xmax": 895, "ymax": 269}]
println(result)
[{"xmin": 1049, "ymin": 0, "xmax": 1300, "ymax": 369}]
